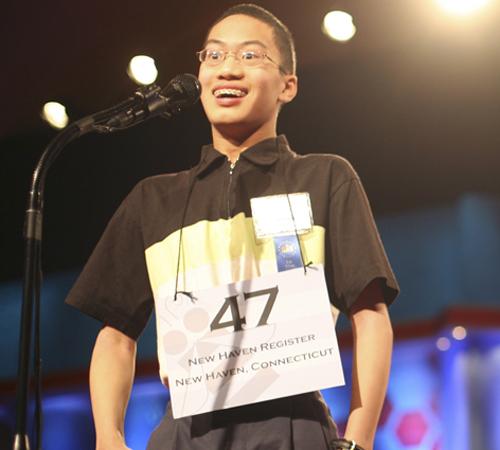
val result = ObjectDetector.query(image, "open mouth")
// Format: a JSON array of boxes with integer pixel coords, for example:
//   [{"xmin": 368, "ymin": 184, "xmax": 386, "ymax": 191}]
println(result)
[{"xmin": 213, "ymin": 88, "xmax": 247, "ymax": 98}]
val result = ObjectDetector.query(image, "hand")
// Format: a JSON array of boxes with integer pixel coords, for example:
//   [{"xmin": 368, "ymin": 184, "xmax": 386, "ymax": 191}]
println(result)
[
  {"xmin": 96, "ymin": 443, "xmax": 131, "ymax": 450},
  {"xmin": 96, "ymin": 434, "xmax": 132, "ymax": 450}
]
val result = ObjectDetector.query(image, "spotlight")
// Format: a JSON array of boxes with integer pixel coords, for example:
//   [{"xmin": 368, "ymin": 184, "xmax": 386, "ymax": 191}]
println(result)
[
  {"xmin": 436, "ymin": 0, "xmax": 491, "ymax": 15},
  {"xmin": 41, "ymin": 102, "xmax": 69, "ymax": 129},
  {"xmin": 436, "ymin": 337, "xmax": 451, "ymax": 351},
  {"xmin": 452, "ymin": 326, "xmax": 467, "ymax": 341},
  {"xmin": 322, "ymin": 10, "xmax": 356, "ymax": 42},
  {"xmin": 127, "ymin": 55, "xmax": 158, "ymax": 85}
]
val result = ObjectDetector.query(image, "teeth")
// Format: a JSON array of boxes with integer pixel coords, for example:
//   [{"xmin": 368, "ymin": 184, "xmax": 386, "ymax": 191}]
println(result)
[{"xmin": 214, "ymin": 88, "xmax": 246, "ymax": 98}]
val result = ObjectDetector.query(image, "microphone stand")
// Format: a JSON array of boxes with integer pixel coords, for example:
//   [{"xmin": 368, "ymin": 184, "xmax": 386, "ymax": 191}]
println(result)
[{"xmin": 12, "ymin": 84, "xmax": 164, "ymax": 450}]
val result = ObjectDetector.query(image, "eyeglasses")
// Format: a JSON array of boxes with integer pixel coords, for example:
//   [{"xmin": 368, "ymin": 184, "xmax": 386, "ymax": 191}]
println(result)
[{"xmin": 196, "ymin": 48, "xmax": 286, "ymax": 74}]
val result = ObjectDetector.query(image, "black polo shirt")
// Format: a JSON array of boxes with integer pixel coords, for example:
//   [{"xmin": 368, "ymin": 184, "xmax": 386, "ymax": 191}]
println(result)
[{"xmin": 66, "ymin": 135, "xmax": 399, "ymax": 353}]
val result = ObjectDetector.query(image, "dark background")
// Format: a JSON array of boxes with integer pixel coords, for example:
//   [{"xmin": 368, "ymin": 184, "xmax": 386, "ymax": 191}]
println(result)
[{"xmin": 1, "ymin": 0, "xmax": 499, "ymax": 283}]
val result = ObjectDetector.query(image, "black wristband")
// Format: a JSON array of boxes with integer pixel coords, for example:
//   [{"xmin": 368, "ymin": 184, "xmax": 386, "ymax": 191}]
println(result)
[{"xmin": 330, "ymin": 438, "xmax": 365, "ymax": 450}]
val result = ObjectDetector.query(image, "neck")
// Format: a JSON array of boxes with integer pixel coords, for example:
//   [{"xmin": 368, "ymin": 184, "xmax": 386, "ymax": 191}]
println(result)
[{"xmin": 211, "ymin": 122, "xmax": 277, "ymax": 163}]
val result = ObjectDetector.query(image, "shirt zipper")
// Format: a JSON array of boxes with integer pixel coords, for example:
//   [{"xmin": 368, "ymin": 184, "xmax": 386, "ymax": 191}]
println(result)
[{"xmin": 226, "ymin": 158, "xmax": 238, "ymax": 218}]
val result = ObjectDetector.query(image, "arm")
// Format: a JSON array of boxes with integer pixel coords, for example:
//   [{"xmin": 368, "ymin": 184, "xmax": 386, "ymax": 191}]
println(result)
[
  {"xmin": 343, "ymin": 279, "xmax": 393, "ymax": 450},
  {"xmin": 89, "ymin": 325, "xmax": 137, "ymax": 450}
]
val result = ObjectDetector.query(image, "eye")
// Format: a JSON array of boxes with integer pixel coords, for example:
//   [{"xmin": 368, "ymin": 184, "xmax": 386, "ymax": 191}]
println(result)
[
  {"xmin": 206, "ymin": 50, "xmax": 223, "ymax": 61},
  {"xmin": 240, "ymin": 50, "xmax": 260, "ymax": 61}
]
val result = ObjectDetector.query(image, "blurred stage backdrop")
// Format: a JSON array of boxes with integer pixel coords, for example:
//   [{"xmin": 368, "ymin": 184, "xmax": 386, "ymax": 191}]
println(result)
[{"xmin": 1, "ymin": 0, "xmax": 499, "ymax": 449}]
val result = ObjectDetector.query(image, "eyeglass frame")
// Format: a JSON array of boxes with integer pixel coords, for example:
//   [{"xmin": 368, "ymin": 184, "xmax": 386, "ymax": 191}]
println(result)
[{"xmin": 196, "ymin": 48, "xmax": 287, "ymax": 75}]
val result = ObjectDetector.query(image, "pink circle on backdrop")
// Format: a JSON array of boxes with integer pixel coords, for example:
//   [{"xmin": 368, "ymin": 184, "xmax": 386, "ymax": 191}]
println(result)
[
  {"xmin": 163, "ymin": 330, "xmax": 188, "ymax": 354},
  {"xmin": 183, "ymin": 307, "xmax": 209, "ymax": 333}
]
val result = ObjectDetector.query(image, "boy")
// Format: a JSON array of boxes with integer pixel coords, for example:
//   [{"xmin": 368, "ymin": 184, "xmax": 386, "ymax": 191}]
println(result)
[{"xmin": 67, "ymin": 4, "xmax": 399, "ymax": 450}]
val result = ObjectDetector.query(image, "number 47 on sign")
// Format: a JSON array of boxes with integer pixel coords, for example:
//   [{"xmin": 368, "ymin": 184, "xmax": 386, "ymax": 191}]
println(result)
[{"xmin": 210, "ymin": 286, "xmax": 278, "ymax": 332}]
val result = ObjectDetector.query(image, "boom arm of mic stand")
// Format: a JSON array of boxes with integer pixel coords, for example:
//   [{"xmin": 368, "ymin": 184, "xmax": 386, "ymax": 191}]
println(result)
[{"xmin": 13, "ymin": 121, "xmax": 82, "ymax": 450}]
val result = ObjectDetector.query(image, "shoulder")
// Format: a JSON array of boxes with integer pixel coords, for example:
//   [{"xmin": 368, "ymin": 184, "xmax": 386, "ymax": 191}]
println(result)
[
  {"xmin": 286, "ymin": 149, "xmax": 360, "ymax": 195},
  {"xmin": 293, "ymin": 152, "xmax": 358, "ymax": 177},
  {"xmin": 133, "ymin": 168, "xmax": 192, "ymax": 196},
  {"xmin": 120, "ymin": 168, "xmax": 193, "ymax": 212}
]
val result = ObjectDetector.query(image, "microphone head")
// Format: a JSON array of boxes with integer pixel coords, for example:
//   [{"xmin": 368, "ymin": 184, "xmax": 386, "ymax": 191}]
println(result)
[{"xmin": 161, "ymin": 73, "xmax": 201, "ymax": 114}]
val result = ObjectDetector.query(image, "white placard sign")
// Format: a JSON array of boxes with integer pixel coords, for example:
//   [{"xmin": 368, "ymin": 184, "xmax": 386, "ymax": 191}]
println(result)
[
  {"xmin": 250, "ymin": 193, "xmax": 314, "ymax": 238},
  {"xmin": 157, "ymin": 265, "xmax": 345, "ymax": 418}
]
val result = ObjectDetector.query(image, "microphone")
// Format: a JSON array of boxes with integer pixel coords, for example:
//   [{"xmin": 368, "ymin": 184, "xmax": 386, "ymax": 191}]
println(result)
[
  {"xmin": 102, "ymin": 73, "xmax": 201, "ymax": 130},
  {"xmin": 159, "ymin": 73, "xmax": 202, "ymax": 116}
]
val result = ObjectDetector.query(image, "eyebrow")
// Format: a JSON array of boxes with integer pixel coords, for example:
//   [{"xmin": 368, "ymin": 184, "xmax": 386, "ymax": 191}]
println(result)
[{"xmin": 204, "ymin": 39, "xmax": 268, "ymax": 48}]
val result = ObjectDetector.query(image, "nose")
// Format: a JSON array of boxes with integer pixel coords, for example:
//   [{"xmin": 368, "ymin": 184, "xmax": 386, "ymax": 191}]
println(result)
[{"xmin": 218, "ymin": 53, "xmax": 244, "ymax": 79}]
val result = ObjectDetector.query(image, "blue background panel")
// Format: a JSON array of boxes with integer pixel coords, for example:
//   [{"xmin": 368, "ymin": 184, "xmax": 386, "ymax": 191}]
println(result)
[{"xmin": 1, "ymin": 326, "xmax": 499, "ymax": 450}]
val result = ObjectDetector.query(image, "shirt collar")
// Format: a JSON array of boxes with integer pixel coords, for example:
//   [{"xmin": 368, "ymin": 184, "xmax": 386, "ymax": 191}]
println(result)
[{"xmin": 195, "ymin": 135, "xmax": 291, "ymax": 178}]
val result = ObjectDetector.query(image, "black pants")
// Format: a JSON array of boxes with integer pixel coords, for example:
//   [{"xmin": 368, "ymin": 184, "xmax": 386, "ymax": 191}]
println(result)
[{"xmin": 146, "ymin": 391, "xmax": 339, "ymax": 450}]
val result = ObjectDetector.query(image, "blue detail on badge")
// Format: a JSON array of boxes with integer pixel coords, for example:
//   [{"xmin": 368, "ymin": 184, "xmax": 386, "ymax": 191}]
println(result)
[{"xmin": 274, "ymin": 235, "xmax": 302, "ymax": 272}]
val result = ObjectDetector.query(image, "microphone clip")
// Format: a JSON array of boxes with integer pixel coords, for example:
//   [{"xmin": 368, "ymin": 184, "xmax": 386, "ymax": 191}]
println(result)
[{"xmin": 101, "ymin": 84, "xmax": 167, "ymax": 132}]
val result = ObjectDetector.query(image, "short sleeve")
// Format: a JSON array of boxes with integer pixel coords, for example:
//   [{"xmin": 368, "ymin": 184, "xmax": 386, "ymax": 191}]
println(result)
[
  {"xmin": 65, "ymin": 181, "xmax": 154, "ymax": 340},
  {"xmin": 327, "ymin": 176, "xmax": 399, "ymax": 313}
]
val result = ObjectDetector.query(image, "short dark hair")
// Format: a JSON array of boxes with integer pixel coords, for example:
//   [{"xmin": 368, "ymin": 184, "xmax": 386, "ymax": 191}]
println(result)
[{"xmin": 208, "ymin": 3, "xmax": 296, "ymax": 75}]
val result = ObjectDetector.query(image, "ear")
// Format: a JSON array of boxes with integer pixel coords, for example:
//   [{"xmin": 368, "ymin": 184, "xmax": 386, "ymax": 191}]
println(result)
[{"xmin": 278, "ymin": 74, "xmax": 298, "ymax": 105}]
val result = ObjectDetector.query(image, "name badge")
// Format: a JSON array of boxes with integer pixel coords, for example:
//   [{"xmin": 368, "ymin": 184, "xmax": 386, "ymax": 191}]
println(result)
[
  {"xmin": 251, "ymin": 193, "xmax": 313, "ymax": 239},
  {"xmin": 158, "ymin": 265, "xmax": 344, "ymax": 418}
]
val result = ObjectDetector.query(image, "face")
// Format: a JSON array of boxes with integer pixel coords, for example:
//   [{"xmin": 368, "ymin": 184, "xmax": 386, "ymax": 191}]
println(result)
[{"xmin": 198, "ymin": 14, "xmax": 297, "ymax": 139}]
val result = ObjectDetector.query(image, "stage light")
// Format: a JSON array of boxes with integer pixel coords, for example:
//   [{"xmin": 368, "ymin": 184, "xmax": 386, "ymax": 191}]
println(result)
[
  {"xmin": 436, "ymin": 0, "xmax": 491, "ymax": 15},
  {"xmin": 436, "ymin": 337, "xmax": 451, "ymax": 351},
  {"xmin": 41, "ymin": 102, "xmax": 69, "ymax": 129},
  {"xmin": 322, "ymin": 11, "xmax": 356, "ymax": 42},
  {"xmin": 452, "ymin": 326, "xmax": 467, "ymax": 340},
  {"xmin": 127, "ymin": 55, "xmax": 158, "ymax": 85}
]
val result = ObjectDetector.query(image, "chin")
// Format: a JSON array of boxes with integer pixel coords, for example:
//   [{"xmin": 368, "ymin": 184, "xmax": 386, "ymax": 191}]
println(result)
[{"xmin": 209, "ymin": 112, "xmax": 250, "ymax": 127}]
